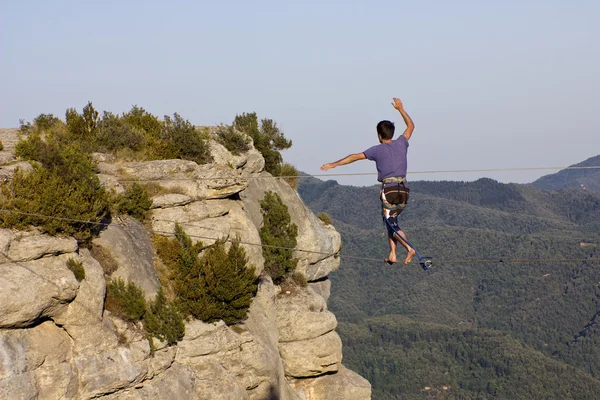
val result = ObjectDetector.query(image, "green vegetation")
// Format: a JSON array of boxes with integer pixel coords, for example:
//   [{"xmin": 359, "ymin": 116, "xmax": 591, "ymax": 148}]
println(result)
[
  {"xmin": 105, "ymin": 278, "xmax": 147, "ymax": 322},
  {"xmin": 18, "ymin": 102, "xmax": 212, "ymax": 164},
  {"xmin": 66, "ymin": 258, "xmax": 86, "ymax": 282},
  {"xmin": 112, "ymin": 183, "xmax": 153, "ymax": 221},
  {"xmin": 317, "ymin": 212, "xmax": 332, "ymax": 225},
  {"xmin": 154, "ymin": 224, "xmax": 257, "ymax": 324},
  {"xmin": 105, "ymin": 278, "xmax": 185, "ymax": 346},
  {"xmin": 215, "ymin": 124, "xmax": 250, "ymax": 155},
  {"xmin": 1, "ymin": 138, "xmax": 109, "ymax": 242},
  {"xmin": 143, "ymin": 288, "xmax": 186, "ymax": 346},
  {"xmin": 233, "ymin": 112, "xmax": 292, "ymax": 176},
  {"xmin": 259, "ymin": 191, "xmax": 298, "ymax": 282},
  {"xmin": 298, "ymin": 174, "xmax": 600, "ymax": 399},
  {"xmin": 279, "ymin": 162, "xmax": 299, "ymax": 189}
]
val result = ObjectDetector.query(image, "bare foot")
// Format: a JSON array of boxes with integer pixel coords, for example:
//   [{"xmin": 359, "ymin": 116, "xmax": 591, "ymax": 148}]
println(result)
[
  {"xmin": 385, "ymin": 253, "xmax": 397, "ymax": 265},
  {"xmin": 403, "ymin": 248, "xmax": 416, "ymax": 265}
]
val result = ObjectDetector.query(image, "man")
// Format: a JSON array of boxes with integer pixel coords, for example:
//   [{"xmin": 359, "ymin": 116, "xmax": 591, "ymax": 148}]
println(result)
[{"xmin": 320, "ymin": 98, "xmax": 415, "ymax": 265}]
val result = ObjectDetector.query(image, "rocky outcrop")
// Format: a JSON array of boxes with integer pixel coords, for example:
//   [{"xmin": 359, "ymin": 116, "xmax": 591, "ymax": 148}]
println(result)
[{"xmin": 0, "ymin": 128, "xmax": 371, "ymax": 399}]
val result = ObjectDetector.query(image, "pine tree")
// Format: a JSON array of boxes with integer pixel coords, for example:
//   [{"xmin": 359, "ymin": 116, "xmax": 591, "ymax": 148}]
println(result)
[{"xmin": 259, "ymin": 191, "xmax": 298, "ymax": 282}]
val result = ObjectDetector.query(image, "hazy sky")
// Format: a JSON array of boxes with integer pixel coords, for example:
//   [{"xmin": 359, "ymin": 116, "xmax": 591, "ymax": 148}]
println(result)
[{"xmin": 1, "ymin": 0, "xmax": 598, "ymax": 186}]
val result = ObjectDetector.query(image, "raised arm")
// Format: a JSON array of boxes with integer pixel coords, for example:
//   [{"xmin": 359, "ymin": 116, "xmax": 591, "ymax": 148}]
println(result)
[
  {"xmin": 320, "ymin": 152, "xmax": 366, "ymax": 171},
  {"xmin": 392, "ymin": 98, "xmax": 414, "ymax": 140}
]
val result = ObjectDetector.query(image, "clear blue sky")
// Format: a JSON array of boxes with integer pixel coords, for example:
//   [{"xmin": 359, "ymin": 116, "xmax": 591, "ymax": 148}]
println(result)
[{"xmin": 1, "ymin": 0, "xmax": 598, "ymax": 185}]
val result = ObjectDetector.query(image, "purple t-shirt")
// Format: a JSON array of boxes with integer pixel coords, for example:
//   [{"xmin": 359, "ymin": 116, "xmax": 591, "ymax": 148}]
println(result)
[{"xmin": 363, "ymin": 135, "xmax": 409, "ymax": 182}]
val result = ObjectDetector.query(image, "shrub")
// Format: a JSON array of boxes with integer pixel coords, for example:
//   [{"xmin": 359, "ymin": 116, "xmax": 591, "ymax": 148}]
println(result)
[
  {"xmin": 143, "ymin": 288, "xmax": 185, "ymax": 345},
  {"xmin": 215, "ymin": 124, "xmax": 250, "ymax": 155},
  {"xmin": 0, "ymin": 140, "xmax": 3, "ymax": 151},
  {"xmin": 4, "ymin": 138, "xmax": 110, "ymax": 242},
  {"xmin": 151, "ymin": 113, "xmax": 212, "ymax": 165},
  {"xmin": 66, "ymin": 101, "xmax": 98, "ymax": 142},
  {"xmin": 259, "ymin": 191, "xmax": 298, "ymax": 282},
  {"xmin": 95, "ymin": 112, "xmax": 147, "ymax": 153},
  {"xmin": 105, "ymin": 278, "xmax": 147, "ymax": 322},
  {"xmin": 66, "ymin": 258, "xmax": 86, "ymax": 282},
  {"xmin": 155, "ymin": 224, "xmax": 257, "ymax": 325},
  {"xmin": 279, "ymin": 162, "xmax": 299, "ymax": 189},
  {"xmin": 33, "ymin": 114, "xmax": 62, "ymax": 132},
  {"xmin": 112, "ymin": 183, "xmax": 153, "ymax": 221},
  {"xmin": 233, "ymin": 113, "xmax": 292, "ymax": 175},
  {"xmin": 317, "ymin": 212, "xmax": 332, "ymax": 225}
]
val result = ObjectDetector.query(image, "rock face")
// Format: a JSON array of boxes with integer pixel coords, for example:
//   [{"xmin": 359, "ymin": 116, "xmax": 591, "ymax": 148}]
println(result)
[{"xmin": 0, "ymin": 128, "xmax": 371, "ymax": 399}]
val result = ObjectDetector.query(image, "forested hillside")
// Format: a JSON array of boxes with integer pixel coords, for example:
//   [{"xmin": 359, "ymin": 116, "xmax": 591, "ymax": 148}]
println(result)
[
  {"xmin": 531, "ymin": 155, "xmax": 600, "ymax": 192},
  {"xmin": 298, "ymin": 174, "xmax": 600, "ymax": 399}
]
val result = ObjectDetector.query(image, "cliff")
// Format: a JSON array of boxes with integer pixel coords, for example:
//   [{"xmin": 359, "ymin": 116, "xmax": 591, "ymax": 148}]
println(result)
[{"xmin": 0, "ymin": 128, "xmax": 371, "ymax": 400}]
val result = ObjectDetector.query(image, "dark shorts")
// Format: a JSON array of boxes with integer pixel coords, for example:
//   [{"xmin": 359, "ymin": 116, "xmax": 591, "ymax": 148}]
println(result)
[{"xmin": 381, "ymin": 183, "xmax": 409, "ymax": 234}]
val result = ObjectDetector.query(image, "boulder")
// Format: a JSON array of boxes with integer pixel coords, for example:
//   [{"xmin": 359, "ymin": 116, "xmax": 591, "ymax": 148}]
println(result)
[
  {"xmin": 308, "ymin": 279, "xmax": 332, "ymax": 303},
  {"xmin": 0, "ymin": 253, "xmax": 79, "ymax": 328},
  {"xmin": 276, "ymin": 287, "xmax": 337, "ymax": 342},
  {"xmin": 4, "ymin": 229, "xmax": 77, "ymax": 262},
  {"xmin": 118, "ymin": 159, "xmax": 248, "ymax": 200},
  {"xmin": 94, "ymin": 215, "xmax": 161, "ymax": 300},
  {"xmin": 0, "ymin": 321, "xmax": 76, "ymax": 400},
  {"xmin": 289, "ymin": 366, "xmax": 372, "ymax": 400},
  {"xmin": 278, "ymin": 331, "xmax": 343, "ymax": 378}
]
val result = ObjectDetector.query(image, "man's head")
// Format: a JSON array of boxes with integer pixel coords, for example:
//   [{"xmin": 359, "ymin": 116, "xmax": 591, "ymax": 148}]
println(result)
[{"xmin": 376, "ymin": 120, "xmax": 395, "ymax": 142}]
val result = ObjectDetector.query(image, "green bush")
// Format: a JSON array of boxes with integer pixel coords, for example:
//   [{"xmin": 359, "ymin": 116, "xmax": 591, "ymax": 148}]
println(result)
[
  {"xmin": 144, "ymin": 288, "xmax": 185, "ymax": 345},
  {"xmin": 215, "ymin": 124, "xmax": 250, "ymax": 155},
  {"xmin": 155, "ymin": 224, "xmax": 257, "ymax": 324},
  {"xmin": 105, "ymin": 278, "xmax": 147, "ymax": 322},
  {"xmin": 317, "ymin": 212, "xmax": 332, "ymax": 225},
  {"xmin": 66, "ymin": 258, "xmax": 86, "ymax": 282},
  {"xmin": 152, "ymin": 113, "xmax": 213, "ymax": 165},
  {"xmin": 279, "ymin": 162, "xmax": 299, "ymax": 189},
  {"xmin": 0, "ymin": 140, "xmax": 3, "ymax": 151},
  {"xmin": 233, "ymin": 113, "xmax": 292, "ymax": 175},
  {"xmin": 66, "ymin": 102, "xmax": 98, "ymax": 141},
  {"xmin": 34, "ymin": 113, "xmax": 62, "ymax": 132},
  {"xmin": 95, "ymin": 112, "xmax": 147, "ymax": 153},
  {"xmin": 1, "ymin": 143, "xmax": 110, "ymax": 242},
  {"xmin": 112, "ymin": 183, "xmax": 153, "ymax": 221},
  {"xmin": 259, "ymin": 191, "xmax": 298, "ymax": 282}
]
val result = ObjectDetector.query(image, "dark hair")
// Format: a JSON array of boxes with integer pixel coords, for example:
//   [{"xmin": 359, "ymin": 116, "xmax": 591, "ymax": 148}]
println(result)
[{"xmin": 376, "ymin": 120, "xmax": 395, "ymax": 140}]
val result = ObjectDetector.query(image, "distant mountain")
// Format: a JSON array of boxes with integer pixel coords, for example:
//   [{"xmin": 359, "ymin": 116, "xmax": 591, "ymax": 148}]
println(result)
[
  {"xmin": 297, "ymin": 174, "xmax": 600, "ymax": 399},
  {"xmin": 531, "ymin": 155, "xmax": 600, "ymax": 192}
]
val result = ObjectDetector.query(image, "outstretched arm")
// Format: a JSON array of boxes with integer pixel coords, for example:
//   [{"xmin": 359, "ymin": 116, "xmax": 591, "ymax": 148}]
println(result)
[
  {"xmin": 392, "ymin": 98, "xmax": 415, "ymax": 140},
  {"xmin": 320, "ymin": 152, "xmax": 366, "ymax": 171}
]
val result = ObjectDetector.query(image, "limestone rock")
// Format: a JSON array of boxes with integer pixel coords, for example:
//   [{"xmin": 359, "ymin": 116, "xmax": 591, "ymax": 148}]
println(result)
[
  {"xmin": 204, "ymin": 126, "xmax": 265, "ymax": 174},
  {"xmin": 290, "ymin": 366, "xmax": 372, "ymax": 400},
  {"xmin": 73, "ymin": 341, "xmax": 151, "ymax": 399},
  {"xmin": 308, "ymin": 279, "xmax": 332, "ymax": 303},
  {"xmin": 94, "ymin": 215, "xmax": 161, "ymax": 300},
  {"xmin": 151, "ymin": 193, "xmax": 193, "ymax": 208},
  {"xmin": 3, "ymin": 229, "xmax": 77, "ymax": 262},
  {"xmin": 118, "ymin": 159, "xmax": 248, "ymax": 200},
  {"xmin": 101, "ymin": 364, "xmax": 199, "ymax": 400},
  {"xmin": 150, "ymin": 199, "xmax": 230, "ymax": 244},
  {"xmin": 279, "ymin": 331, "xmax": 343, "ymax": 378},
  {"xmin": 150, "ymin": 199, "xmax": 264, "ymax": 275},
  {"xmin": 0, "ymin": 321, "xmax": 76, "ymax": 400},
  {"xmin": 0, "ymin": 128, "xmax": 19, "ymax": 165},
  {"xmin": 276, "ymin": 287, "xmax": 337, "ymax": 343},
  {"xmin": 0, "ymin": 161, "xmax": 32, "ymax": 182},
  {"xmin": 54, "ymin": 249, "xmax": 113, "ymax": 353},
  {"xmin": 0, "ymin": 254, "xmax": 79, "ymax": 328}
]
